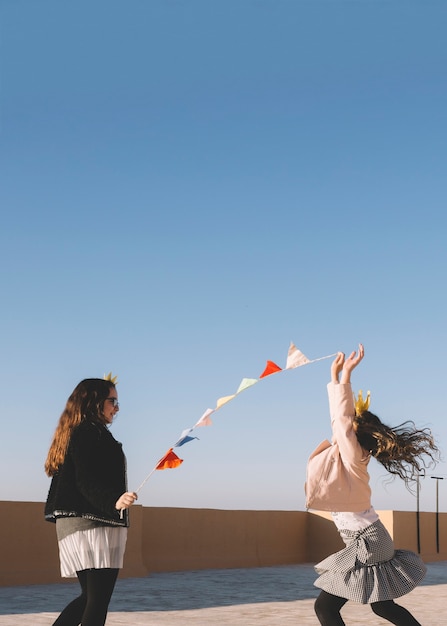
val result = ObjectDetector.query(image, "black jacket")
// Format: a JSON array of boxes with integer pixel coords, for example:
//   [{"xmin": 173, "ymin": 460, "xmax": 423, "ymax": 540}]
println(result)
[{"xmin": 45, "ymin": 419, "xmax": 129, "ymax": 527}]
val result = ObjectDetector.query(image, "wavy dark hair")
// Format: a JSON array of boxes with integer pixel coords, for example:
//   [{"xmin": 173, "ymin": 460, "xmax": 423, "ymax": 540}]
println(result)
[
  {"xmin": 353, "ymin": 411, "xmax": 440, "ymax": 487},
  {"xmin": 45, "ymin": 378, "xmax": 115, "ymax": 477}
]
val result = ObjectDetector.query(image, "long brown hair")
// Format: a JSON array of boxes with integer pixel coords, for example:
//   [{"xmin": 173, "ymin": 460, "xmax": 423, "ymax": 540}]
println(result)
[
  {"xmin": 354, "ymin": 411, "xmax": 440, "ymax": 487},
  {"xmin": 45, "ymin": 378, "xmax": 115, "ymax": 477}
]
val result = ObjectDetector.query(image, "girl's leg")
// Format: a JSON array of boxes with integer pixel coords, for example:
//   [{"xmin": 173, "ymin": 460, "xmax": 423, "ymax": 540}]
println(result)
[
  {"xmin": 314, "ymin": 590, "xmax": 348, "ymax": 626},
  {"xmin": 371, "ymin": 600, "xmax": 422, "ymax": 625},
  {"xmin": 52, "ymin": 570, "xmax": 88, "ymax": 625},
  {"xmin": 80, "ymin": 568, "xmax": 119, "ymax": 626}
]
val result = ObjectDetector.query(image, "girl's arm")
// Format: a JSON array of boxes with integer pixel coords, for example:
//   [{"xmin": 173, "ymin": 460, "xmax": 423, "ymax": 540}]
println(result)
[
  {"xmin": 340, "ymin": 343, "xmax": 364, "ymax": 384},
  {"xmin": 331, "ymin": 352, "xmax": 345, "ymax": 383},
  {"xmin": 329, "ymin": 344, "xmax": 366, "ymax": 465}
]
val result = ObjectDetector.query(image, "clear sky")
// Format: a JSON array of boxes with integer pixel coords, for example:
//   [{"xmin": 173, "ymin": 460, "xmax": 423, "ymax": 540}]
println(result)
[{"xmin": 1, "ymin": 0, "xmax": 446, "ymax": 514}]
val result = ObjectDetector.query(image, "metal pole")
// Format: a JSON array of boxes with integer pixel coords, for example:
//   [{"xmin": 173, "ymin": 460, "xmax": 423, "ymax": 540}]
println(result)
[
  {"xmin": 431, "ymin": 476, "xmax": 444, "ymax": 553},
  {"xmin": 416, "ymin": 474, "xmax": 421, "ymax": 553}
]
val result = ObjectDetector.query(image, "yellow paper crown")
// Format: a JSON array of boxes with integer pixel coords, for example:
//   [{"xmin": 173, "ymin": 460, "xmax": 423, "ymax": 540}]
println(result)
[
  {"xmin": 104, "ymin": 372, "xmax": 118, "ymax": 385},
  {"xmin": 354, "ymin": 389, "xmax": 370, "ymax": 416}
]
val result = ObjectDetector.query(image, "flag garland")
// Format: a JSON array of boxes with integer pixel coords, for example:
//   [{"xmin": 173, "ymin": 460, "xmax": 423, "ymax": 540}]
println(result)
[{"xmin": 134, "ymin": 343, "xmax": 336, "ymax": 494}]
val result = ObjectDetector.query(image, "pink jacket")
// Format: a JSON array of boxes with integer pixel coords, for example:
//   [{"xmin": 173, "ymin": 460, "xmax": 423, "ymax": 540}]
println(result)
[{"xmin": 305, "ymin": 382, "xmax": 372, "ymax": 512}]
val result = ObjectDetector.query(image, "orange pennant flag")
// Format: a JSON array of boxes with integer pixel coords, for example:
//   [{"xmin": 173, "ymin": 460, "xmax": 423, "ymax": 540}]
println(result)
[
  {"xmin": 259, "ymin": 360, "xmax": 282, "ymax": 378},
  {"xmin": 155, "ymin": 448, "xmax": 183, "ymax": 470}
]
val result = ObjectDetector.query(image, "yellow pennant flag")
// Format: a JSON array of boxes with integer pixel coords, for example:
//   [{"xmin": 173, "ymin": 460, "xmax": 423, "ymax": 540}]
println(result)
[{"xmin": 216, "ymin": 395, "xmax": 236, "ymax": 409}]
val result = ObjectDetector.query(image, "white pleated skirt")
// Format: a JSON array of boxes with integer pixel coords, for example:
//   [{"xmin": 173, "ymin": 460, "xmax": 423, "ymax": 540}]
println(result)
[{"xmin": 58, "ymin": 526, "xmax": 128, "ymax": 578}]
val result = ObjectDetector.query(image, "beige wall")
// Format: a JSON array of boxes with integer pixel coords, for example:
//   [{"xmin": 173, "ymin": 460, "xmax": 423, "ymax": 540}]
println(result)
[
  {"xmin": 141, "ymin": 507, "xmax": 307, "ymax": 572},
  {"xmin": 0, "ymin": 501, "xmax": 446, "ymax": 587},
  {"xmin": 392, "ymin": 510, "xmax": 447, "ymax": 562}
]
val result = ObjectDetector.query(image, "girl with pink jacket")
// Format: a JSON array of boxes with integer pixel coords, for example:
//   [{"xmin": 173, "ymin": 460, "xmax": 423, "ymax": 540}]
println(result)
[{"xmin": 306, "ymin": 345, "xmax": 439, "ymax": 626}]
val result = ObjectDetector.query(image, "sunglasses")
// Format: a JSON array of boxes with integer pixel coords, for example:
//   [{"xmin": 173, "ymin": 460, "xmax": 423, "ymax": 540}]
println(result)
[{"xmin": 106, "ymin": 397, "xmax": 120, "ymax": 408}]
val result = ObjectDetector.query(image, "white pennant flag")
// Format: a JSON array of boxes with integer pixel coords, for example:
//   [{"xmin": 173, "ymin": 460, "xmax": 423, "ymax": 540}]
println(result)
[{"xmin": 286, "ymin": 342, "xmax": 310, "ymax": 369}]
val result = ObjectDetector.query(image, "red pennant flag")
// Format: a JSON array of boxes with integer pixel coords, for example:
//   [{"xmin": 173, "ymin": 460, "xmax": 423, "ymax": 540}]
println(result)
[
  {"xmin": 155, "ymin": 448, "xmax": 183, "ymax": 470},
  {"xmin": 259, "ymin": 360, "xmax": 282, "ymax": 378}
]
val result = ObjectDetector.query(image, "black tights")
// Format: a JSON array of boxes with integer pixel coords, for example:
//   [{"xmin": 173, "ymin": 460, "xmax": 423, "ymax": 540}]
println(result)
[
  {"xmin": 314, "ymin": 590, "xmax": 422, "ymax": 626},
  {"xmin": 52, "ymin": 568, "xmax": 119, "ymax": 626}
]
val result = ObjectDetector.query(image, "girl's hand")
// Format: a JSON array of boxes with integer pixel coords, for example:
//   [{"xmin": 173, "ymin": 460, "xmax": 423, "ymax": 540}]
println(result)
[
  {"xmin": 331, "ymin": 352, "xmax": 345, "ymax": 383},
  {"xmin": 340, "ymin": 344, "xmax": 364, "ymax": 383},
  {"xmin": 115, "ymin": 491, "xmax": 138, "ymax": 511}
]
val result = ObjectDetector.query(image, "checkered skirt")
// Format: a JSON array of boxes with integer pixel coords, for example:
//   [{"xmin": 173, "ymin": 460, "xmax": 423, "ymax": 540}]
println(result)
[{"xmin": 314, "ymin": 519, "xmax": 426, "ymax": 604}]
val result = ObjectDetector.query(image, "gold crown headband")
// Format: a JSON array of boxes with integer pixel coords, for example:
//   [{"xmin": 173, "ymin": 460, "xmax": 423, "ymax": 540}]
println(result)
[
  {"xmin": 104, "ymin": 372, "xmax": 118, "ymax": 384},
  {"xmin": 354, "ymin": 389, "xmax": 370, "ymax": 416}
]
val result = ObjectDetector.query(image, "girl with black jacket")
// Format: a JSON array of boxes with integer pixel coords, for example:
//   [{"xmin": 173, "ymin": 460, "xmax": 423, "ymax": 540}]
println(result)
[{"xmin": 45, "ymin": 377, "xmax": 137, "ymax": 626}]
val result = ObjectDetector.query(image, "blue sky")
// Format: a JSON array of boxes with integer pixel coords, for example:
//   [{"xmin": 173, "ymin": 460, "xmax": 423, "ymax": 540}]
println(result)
[{"xmin": 1, "ymin": 0, "xmax": 446, "ymax": 514}]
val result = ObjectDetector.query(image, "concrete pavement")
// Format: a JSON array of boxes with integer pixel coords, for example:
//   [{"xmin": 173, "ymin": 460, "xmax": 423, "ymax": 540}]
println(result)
[{"xmin": 0, "ymin": 561, "xmax": 446, "ymax": 625}]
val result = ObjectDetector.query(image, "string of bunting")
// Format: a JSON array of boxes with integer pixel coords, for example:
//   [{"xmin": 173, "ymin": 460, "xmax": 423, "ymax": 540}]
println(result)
[{"xmin": 134, "ymin": 343, "xmax": 336, "ymax": 494}]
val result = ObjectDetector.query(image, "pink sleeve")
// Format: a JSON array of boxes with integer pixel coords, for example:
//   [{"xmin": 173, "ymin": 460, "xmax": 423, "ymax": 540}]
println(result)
[{"xmin": 327, "ymin": 382, "xmax": 365, "ymax": 465}]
